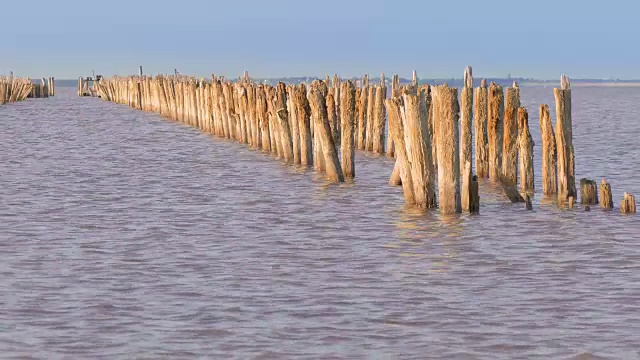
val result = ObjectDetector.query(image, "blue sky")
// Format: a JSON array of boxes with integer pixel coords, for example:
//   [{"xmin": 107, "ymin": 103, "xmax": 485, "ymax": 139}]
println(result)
[{"xmin": 2, "ymin": 0, "xmax": 638, "ymax": 79}]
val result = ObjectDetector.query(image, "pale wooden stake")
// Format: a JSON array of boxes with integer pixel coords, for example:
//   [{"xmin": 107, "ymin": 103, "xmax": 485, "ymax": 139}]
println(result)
[
  {"xmin": 340, "ymin": 80, "xmax": 356, "ymax": 179},
  {"xmin": 386, "ymin": 97, "xmax": 415, "ymax": 203},
  {"xmin": 502, "ymin": 83, "xmax": 519, "ymax": 185},
  {"xmin": 620, "ymin": 193, "xmax": 636, "ymax": 214},
  {"xmin": 460, "ymin": 66, "xmax": 473, "ymax": 211},
  {"xmin": 372, "ymin": 81, "xmax": 387, "ymax": 154},
  {"xmin": 296, "ymin": 84, "xmax": 313, "ymax": 166},
  {"xmin": 488, "ymin": 82, "xmax": 504, "ymax": 181},
  {"xmin": 474, "ymin": 79, "xmax": 489, "ymax": 178},
  {"xmin": 517, "ymin": 107, "xmax": 534, "ymax": 192},
  {"xmin": 308, "ymin": 87, "xmax": 344, "ymax": 182},
  {"xmin": 554, "ymin": 75, "xmax": 576, "ymax": 203},
  {"xmin": 433, "ymin": 85, "xmax": 461, "ymax": 213},
  {"xmin": 540, "ymin": 104, "xmax": 557, "ymax": 195},
  {"xmin": 365, "ymin": 85, "xmax": 375, "ymax": 151},
  {"xmin": 580, "ymin": 178, "xmax": 599, "ymax": 205},
  {"xmin": 600, "ymin": 179, "xmax": 613, "ymax": 209}
]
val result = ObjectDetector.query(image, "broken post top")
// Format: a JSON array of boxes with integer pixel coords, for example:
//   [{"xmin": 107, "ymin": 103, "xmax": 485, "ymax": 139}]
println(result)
[
  {"xmin": 412, "ymin": 70, "xmax": 418, "ymax": 86},
  {"xmin": 464, "ymin": 66, "xmax": 473, "ymax": 89},
  {"xmin": 560, "ymin": 74, "xmax": 571, "ymax": 90},
  {"xmin": 480, "ymin": 79, "xmax": 487, "ymax": 88}
]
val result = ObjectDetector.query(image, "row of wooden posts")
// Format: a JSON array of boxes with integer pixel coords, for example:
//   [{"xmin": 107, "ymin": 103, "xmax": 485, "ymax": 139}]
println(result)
[
  {"xmin": 0, "ymin": 76, "xmax": 34, "ymax": 104},
  {"xmin": 93, "ymin": 68, "xmax": 635, "ymax": 214},
  {"xmin": 27, "ymin": 77, "xmax": 55, "ymax": 98}
]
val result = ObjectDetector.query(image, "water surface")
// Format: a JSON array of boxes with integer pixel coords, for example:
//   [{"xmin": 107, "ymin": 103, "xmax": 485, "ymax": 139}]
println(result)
[{"xmin": 1, "ymin": 86, "xmax": 639, "ymax": 359}]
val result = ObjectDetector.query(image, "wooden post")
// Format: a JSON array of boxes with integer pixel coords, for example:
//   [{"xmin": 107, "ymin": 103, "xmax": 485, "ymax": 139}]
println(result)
[
  {"xmin": 434, "ymin": 85, "xmax": 461, "ymax": 214},
  {"xmin": 332, "ymin": 74, "xmax": 341, "ymax": 141},
  {"xmin": 525, "ymin": 195, "xmax": 533, "ymax": 210},
  {"xmin": 372, "ymin": 79, "xmax": 387, "ymax": 154},
  {"xmin": 365, "ymin": 85, "xmax": 375, "ymax": 151},
  {"xmin": 518, "ymin": 107, "xmax": 534, "ymax": 192},
  {"xmin": 402, "ymin": 85, "xmax": 436, "ymax": 208},
  {"xmin": 474, "ymin": 79, "xmax": 488, "ymax": 178},
  {"xmin": 554, "ymin": 75, "xmax": 576, "ymax": 203},
  {"xmin": 78, "ymin": 77, "xmax": 83, "ymax": 97},
  {"xmin": 356, "ymin": 80, "xmax": 368, "ymax": 150},
  {"xmin": 326, "ymin": 92, "xmax": 339, "ymax": 145},
  {"xmin": 488, "ymin": 82, "xmax": 504, "ymax": 182},
  {"xmin": 296, "ymin": 84, "xmax": 313, "ymax": 166},
  {"xmin": 502, "ymin": 83, "xmax": 519, "ymax": 185},
  {"xmin": 275, "ymin": 82, "xmax": 292, "ymax": 161},
  {"xmin": 308, "ymin": 87, "xmax": 344, "ymax": 182},
  {"xmin": 386, "ymin": 74, "xmax": 396, "ymax": 158},
  {"xmin": 460, "ymin": 66, "xmax": 473, "ymax": 211},
  {"xmin": 620, "ymin": 193, "xmax": 636, "ymax": 214},
  {"xmin": 276, "ymin": 108, "xmax": 294, "ymax": 163},
  {"xmin": 340, "ymin": 80, "xmax": 356, "ymax": 179},
  {"xmin": 461, "ymin": 161, "xmax": 474, "ymax": 213},
  {"xmin": 540, "ymin": 104, "xmax": 557, "ymax": 195},
  {"xmin": 386, "ymin": 97, "xmax": 415, "ymax": 203},
  {"xmin": 257, "ymin": 85, "xmax": 271, "ymax": 152},
  {"xmin": 287, "ymin": 86, "xmax": 300, "ymax": 163},
  {"xmin": 600, "ymin": 179, "xmax": 613, "ymax": 209},
  {"xmin": 580, "ymin": 178, "xmax": 599, "ymax": 205}
]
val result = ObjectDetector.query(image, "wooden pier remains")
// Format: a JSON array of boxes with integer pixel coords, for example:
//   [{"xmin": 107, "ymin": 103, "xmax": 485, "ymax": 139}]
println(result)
[
  {"xmin": 1, "ymin": 76, "xmax": 34, "ymax": 104},
  {"xmin": 88, "ymin": 70, "xmax": 634, "ymax": 216}
]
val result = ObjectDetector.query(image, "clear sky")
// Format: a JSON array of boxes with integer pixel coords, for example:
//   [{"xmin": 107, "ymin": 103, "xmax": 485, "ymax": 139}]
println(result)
[{"xmin": 3, "ymin": 0, "xmax": 638, "ymax": 79}]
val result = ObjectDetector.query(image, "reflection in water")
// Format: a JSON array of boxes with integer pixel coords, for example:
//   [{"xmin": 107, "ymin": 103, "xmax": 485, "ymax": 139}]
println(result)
[{"xmin": 1, "ymin": 86, "xmax": 639, "ymax": 359}]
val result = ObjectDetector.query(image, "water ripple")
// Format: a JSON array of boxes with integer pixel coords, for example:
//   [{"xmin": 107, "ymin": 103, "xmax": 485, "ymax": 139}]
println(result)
[{"xmin": 0, "ymin": 86, "xmax": 639, "ymax": 359}]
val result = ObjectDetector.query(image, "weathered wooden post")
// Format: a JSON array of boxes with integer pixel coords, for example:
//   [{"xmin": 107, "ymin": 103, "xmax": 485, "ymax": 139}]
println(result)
[
  {"xmin": 257, "ymin": 85, "xmax": 271, "ymax": 152},
  {"xmin": 372, "ymin": 76, "xmax": 387, "ymax": 154},
  {"xmin": 356, "ymin": 75, "xmax": 368, "ymax": 150},
  {"xmin": 296, "ymin": 84, "xmax": 313, "ymax": 166},
  {"xmin": 404, "ymin": 86, "xmax": 437, "ymax": 208},
  {"xmin": 460, "ymin": 66, "xmax": 473, "ymax": 211},
  {"xmin": 502, "ymin": 82, "xmax": 519, "ymax": 185},
  {"xmin": 434, "ymin": 84, "xmax": 461, "ymax": 214},
  {"xmin": 332, "ymin": 74, "xmax": 341, "ymax": 139},
  {"xmin": 365, "ymin": 85, "xmax": 375, "ymax": 151},
  {"xmin": 600, "ymin": 179, "xmax": 613, "ymax": 209},
  {"xmin": 386, "ymin": 97, "xmax": 415, "ymax": 203},
  {"xmin": 326, "ymin": 91, "xmax": 339, "ymax": 144},
  {"xmin": 386, "ymin": 74, "xmax": 399, "ymax": 158},
  {"xmin": 286, "ymin": 86, "xmax": 300, "ymax": 163},
  {"xmin": 580, "ymin": 178, "xmax": 599, "ymax": 205},
  {"xmin": 276, "ymin": 108, "xmax": 294, "ymax": 163},
  {"xmin": 518, "ymin": 107, "xmax": 534, "ymax": 192},
  {"xmin": 78, "ymin": 77, "xmax": 83, "ymax": 97},
  {"xmin": 275, "ymin": 82, "xmax": 292, "ymax": 161},
  {"xmin": 539, "ymin": 104, "xmax": 557, "ymax": 195},
  {"xmin": 488, "ymin": 82, "xmax": 504, "ymax": 181},
  {"xmin": 473, "ymin": 79, "xmax": 489, "ymax": 179},
  {"xmin": 554, "ymin": 75, "xmax": 576, "ymax": 203},
  {"xmin": 620, "ymin": 193, "xmax": 636, "ymax": 214},
  {"xmin": 340, "ymin": 80, "xmax": 356, "ymax": 179},
  {"xmin": 49, "ymin": 77, "xmax": 55, "ymax": 96},
  {"xmin": 308, "ymin": 87, "xmax": 344, "ymax": 182}
]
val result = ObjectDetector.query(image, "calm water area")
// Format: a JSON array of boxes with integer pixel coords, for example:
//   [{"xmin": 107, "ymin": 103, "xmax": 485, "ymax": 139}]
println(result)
[{"xmin": 1, "ymin": 85, "xmax": 639, "ymax": 359}]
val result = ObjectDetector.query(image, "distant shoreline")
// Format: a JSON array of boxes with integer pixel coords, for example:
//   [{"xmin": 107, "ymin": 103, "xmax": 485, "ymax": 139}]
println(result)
[{"xmin": 49, "ymin": 78, "xmax": 640, "ymax": 88}]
